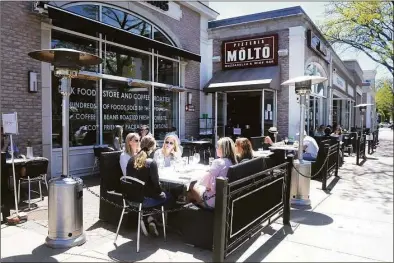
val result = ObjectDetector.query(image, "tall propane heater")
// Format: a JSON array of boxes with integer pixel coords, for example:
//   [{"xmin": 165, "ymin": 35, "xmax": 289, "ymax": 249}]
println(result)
[
  {"xmin": 281, "ymin": 76, "xmax": 327, "ymax": 206},
  {"xmin": 354, "ymin": 104, "xmax": 373, "ymax": 135},
  {"xmin": 28, "ymin": 48, "xmax": 102, "ymax": 248}
]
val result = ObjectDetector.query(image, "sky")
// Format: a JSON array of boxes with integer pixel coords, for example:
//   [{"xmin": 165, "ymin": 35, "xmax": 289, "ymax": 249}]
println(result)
[{"xmin": 207, "ymin": 1, "xmax": 391, "ymax": 80}]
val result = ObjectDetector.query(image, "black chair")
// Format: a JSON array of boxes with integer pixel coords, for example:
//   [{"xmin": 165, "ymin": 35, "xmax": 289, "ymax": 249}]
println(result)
[
  {"xmin": 114, "ymin": 175, "xmax": 166, "ymax": 252},
  {"xmin": 91, "ymin": 145, "xmax": 114, "ymax": 176},
  {"xmin": 250, "ymin": 136, "xmax": 264, "ymax": 151},
  {"xmin": 1, "ymin": 152, "xmax": 11, "ymax": 221},
  {"xmin": 18, "ymin": 158, "xmax": 49, "ymax": 210}
]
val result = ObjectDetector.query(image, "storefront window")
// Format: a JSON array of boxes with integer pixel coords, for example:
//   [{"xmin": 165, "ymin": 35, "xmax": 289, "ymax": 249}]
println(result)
[
  {"xmin": 102, "ymin": 80, "xmax": 151, "ymax": 146},
  {"xmin": 156, "ymin": 58, "xmax": 179, "ymax": 85},
  {"xmin": 153, "ymin": 27, "xmax": 173, "ymax": 45},
  {"xmin": 51, "ymin": 30, "xmax": 98, "ymax": 72},
  {"xmin": 52, "ymin": 74, "xmax": 99, "ymax": 148},
  {"xmin": 153, "ymin": 88, "xmax": 179, "ymax": 140},
  {"xmin": 66, "ymin": 4, "xmax": 99, "ymax": 20},
  {"xmin": 104, "ymin": 44, "xmax": 151, "ymax": 79},
  {"xmin": 102, "ymin": 6, "xmax": 151, "ymax": 38}
]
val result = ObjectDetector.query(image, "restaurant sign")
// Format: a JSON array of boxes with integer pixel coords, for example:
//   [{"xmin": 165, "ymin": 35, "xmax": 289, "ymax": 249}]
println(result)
[{"xmin": 222, "ymin": 34, "xmax": 278, "ymax": 70}]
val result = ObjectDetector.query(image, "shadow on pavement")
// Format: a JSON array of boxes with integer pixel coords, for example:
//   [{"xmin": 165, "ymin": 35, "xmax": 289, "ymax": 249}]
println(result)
[
  {"xmin": 290, "ymin": 210, "xmax": 333, "ymax": 226},
  {"xmin": 0, "ymin": 254, "xmax": 58, "ymax": 262},
  {"xmin": 228, "ymin": 225, "xmax": 293, "ymax": 262}
]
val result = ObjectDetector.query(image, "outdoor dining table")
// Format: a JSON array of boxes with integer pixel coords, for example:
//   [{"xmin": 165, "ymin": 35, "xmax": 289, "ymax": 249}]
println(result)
[
  {"xmin": 269, "ymin": 144, "xmax": 298, "ymax": 151},
  {"xmin": 158, "ymin": 164, "xmax": 208, "ymax": 188},
  {"xmin": 5, "ymin": 156, "xmax": 46, "ymax": 167},
  {"xmin": 253, "ymin": 150, "xmax": 274, "ymax": 158}
]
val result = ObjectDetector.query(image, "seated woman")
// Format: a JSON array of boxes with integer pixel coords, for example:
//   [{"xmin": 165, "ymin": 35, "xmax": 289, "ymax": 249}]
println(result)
[
  {"xmin": 235, "ymin": 138, "xmax": 253, "ymax": 163},
  {"xmin": 262, "ymin": 136, "xmax": 274, "ymax": 150},
  {"xmin": 119, "ymin": 133, "xmax": 140, "ymax": 176},
  {"xmin": 188, "ymin": 137, "xmax": 237, "ymax": 209},
  {"xmin": 153, "ymin": 134, "xmax": 181, "ymax": 167},
  {"xmin": 126, "ymin": 135, "xmax": 171, "ymax": 236}
]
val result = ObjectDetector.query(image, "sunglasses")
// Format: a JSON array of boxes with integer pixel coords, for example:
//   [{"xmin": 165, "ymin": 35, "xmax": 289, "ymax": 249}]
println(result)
[{"xmin": 165, "ymin": 141, "xmax": 174, "ymax": 145}]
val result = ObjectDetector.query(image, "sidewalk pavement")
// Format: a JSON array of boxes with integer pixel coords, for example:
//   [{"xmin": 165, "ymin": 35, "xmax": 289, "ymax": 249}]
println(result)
[{"xmin": 1, "ymin": 128, "xmax": 393, "ymax": 262}]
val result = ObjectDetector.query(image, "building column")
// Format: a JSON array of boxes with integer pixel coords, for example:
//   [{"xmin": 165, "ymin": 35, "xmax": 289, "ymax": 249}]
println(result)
[
  {"xmin": 288, "ymin": 26, "xmax": 306, "ymax": 137},
  {"xmin": 200, "ymin": 15, "xmax": 213, "ymax": 119},
  {"xmin": 179, "ymin": 61, "xmax": 188, "ymax": 140},
  {"xmin": 41, "ymin": 22, "xmax": 52, "ymax": 176}
]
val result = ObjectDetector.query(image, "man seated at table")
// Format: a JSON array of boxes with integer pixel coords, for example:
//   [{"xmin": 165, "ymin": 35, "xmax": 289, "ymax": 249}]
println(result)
[
  {"xmin": 126, "ymin": 135, "xmax": 171, "ymax": 237},
  {"xmin": 298, "ymin": 131, "xmax": 319, "ymax": 161},
  {"xmin": 314, "ymin": 125, "xmax": 326, "ymax": 137},
  {"xmin": 235, "ymin": 138, "xmax": 253, "ymax": 163},
  {"xmin": 187, "ymin": 137, "xmax": 237, "ymax": 209}
]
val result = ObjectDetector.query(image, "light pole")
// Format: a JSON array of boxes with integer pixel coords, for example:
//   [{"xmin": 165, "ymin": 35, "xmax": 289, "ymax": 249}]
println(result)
[
  {"xmin": 281, "ymin": 76, "xmax": 327, "ymax": 206},
  {"xmin": 28, "ymin": 48, "xmax": 102, "ymax": 248}
]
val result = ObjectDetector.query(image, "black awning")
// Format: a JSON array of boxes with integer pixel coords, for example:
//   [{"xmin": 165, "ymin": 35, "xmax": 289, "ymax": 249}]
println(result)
[
  {"xmin": 47, "ymin": 5, "xmax": 201, "ymax": 62},
  {"xmin": 203, "ymin": 66, "xmax": 280, "ymax": 93}
]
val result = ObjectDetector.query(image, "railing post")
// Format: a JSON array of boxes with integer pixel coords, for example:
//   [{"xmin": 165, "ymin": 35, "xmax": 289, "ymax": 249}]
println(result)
[
  {"xmin": 363, "ymin": 135, "xmax": 367, "ymax": 160},
  {"xmin": 322, "ymin": 144, "xmax": 329, "ymax": 190},
  {"xmin": 356, "ymin": 135, "xmax": 360, "ymax": 165},
  {"xmin": 283, "ymin": 155, "xmax": 293, "ymax": 225},
  {"xmin": 335, "ymin": 142, "xmax": 340, "ymax": 177},
  {"xmin": 212, "ymin": 177, "xmax": 228, "ymax": 263}
]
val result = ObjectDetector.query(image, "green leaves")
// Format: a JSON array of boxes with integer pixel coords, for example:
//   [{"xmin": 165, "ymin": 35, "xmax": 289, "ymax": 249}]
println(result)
[{"xmin": 321, "ymin": 1, "xmax": 393, "ymax": 74}]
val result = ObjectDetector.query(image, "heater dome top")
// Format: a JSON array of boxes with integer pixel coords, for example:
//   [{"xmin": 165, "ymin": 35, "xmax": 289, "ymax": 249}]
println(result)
[
  {"xmin": 281, "ymin": 75, "xmax": 327, "ymax": 86},
  {"xmin": 28, "ymin": 48, "xmax": 102, "ymax": 68},
  {"xmin": 354, "ymin": 103, "xmax": 373, "ymax": 108}
]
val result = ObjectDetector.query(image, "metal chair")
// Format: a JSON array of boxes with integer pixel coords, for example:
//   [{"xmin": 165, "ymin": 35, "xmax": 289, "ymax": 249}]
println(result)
[
  {"xmin": 114, "ymin": 175, "xmax": 166, "ymax": 252},
  {"xmin": 18, "ymin": 158, "xmax": 49, "ymax": 210},
  {"xmin": 343, "ymin": 135, "xmax": 354, "ymax": 156}
]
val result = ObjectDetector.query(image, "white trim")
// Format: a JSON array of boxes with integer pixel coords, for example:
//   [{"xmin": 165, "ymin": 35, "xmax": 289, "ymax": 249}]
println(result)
[
  {"xmin": 181, "ymin": 2, "xmax": 219, "ymax": 20},
  {"xmin": 208, "ymin": 79, "xmax": 271, "ymax": 88}
]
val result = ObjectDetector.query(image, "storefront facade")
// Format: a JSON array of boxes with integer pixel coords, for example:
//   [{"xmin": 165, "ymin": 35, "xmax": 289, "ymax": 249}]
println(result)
[
  {"xmin": 204, "ymin": 6, "xmax": 331, "ymax": 140},
  {"xmin": 0, "ymin": 1, "xmax": 218, "ymax": 177}
]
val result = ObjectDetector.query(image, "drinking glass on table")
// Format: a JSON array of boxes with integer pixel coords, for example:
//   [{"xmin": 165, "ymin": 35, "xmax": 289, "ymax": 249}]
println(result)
[
  {"xmin": 284, "ymin": 137, "xmax": 289, "ymax": 145},
  {"xmin": 188, "ymin": 156, "xmax": 194, "ymax": 166},
  {"xmin": 157, "ymin": 153, "xmax": 165, "ymax": 168},
  {"xmin": 193, "ymin": 153, "xmax": 200, "ymax": 165},
  {"xmin": 209, "ymin": 157, "xmax": 214, "ymax": 166}
]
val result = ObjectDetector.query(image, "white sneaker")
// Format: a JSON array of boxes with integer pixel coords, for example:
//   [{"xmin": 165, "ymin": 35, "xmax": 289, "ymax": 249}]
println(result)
[
  {"xmin": 140, "ymin": 219, "xmax": 148, "ymax": 237},
  {"xmin": 148, "ymin": 222, "xmax": 159, "ymax": 237}
]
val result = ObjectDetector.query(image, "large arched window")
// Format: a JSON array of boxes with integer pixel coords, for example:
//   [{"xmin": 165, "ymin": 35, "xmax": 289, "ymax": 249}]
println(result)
[
  {"xmin": 49, "ymin": 2, "xmax": 176, "ymax": 46},
  {"xmin": 305, "ymin": 62, "xmax": 327, "ymax": 97}
]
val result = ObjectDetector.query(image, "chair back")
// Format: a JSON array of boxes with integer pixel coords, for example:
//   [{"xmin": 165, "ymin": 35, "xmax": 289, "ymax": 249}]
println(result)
[
  {"xmin": 227, "ymin": 157, "xmax": 266, "ymax": 183},
  {"xmin": 99, "ymin": 151, "xmax": 122, "ymax": 192},
  {"xmin": 25, "ymin": 158, "xmax": 49, "ymax": 178},
  {"xmin": 120, "ymin": 176, "xmax": 145, "ymax": 203},
  {"xmin": 250, "ymin": 136, "xmax": 264, "ymax": 151},
  {"xmin": 93, "ymin": 145, "xmax": 113, "ymax": 158}
]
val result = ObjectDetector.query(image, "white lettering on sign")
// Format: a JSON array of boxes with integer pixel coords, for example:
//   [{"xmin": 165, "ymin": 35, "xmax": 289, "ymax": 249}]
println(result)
[{"xmin": 223, "ymin": 34, "xmax": 278, "ymax": 70}]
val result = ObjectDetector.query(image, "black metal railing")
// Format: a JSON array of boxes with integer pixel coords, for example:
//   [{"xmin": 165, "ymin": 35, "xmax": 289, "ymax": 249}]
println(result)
[
  {"xmin": 322, "ymin": 142, "xmax": 340, "ymax": 190},
  {"xmin": 368, "ymin": 130, "xmax": 379, "ymax": 154},
  {"xmin": 356, "ymin": 134, "xmax": 367, "ymax": 165},
  {"xmin": 212, "ymin": 157, "xmax": 293, "ymax": 262}
]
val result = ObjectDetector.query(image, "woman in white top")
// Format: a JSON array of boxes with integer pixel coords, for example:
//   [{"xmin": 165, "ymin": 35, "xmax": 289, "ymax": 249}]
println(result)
[
  {"xmin": 188, "ymin": 137, "xmax": 237, "ymax": 209},
  {"xmin": 119, "ymin": 133, "xmax": 140, "ymax": 176},
  {"xmin": 153, "ymin": 134, "xmax": 181, "ymax": 167}
]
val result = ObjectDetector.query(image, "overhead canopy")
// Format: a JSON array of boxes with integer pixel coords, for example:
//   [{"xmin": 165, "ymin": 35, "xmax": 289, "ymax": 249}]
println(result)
[
  {"xmin": 46, "ymin": 5, "xmax": 201, "ymax": 62},
  {"xmin": 203, "ymin": 66, "xmax": 280, "ymax": 93}
]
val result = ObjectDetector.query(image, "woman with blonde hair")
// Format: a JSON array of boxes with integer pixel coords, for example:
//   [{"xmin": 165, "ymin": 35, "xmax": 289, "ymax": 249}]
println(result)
[
  {"xmin": 119, "ymin": 133, "xmax": 140, "ymax": 176},
  {"xmin": 126, "ymin": 135, "xmax": 170, "ymax": 236},
  {"xmin": 235, "ymin": 137, "xmax": 253, "ymax": 163},
  {"xmin": 188, "ymin": 137, "xmax": 237, "ymax": 209},
  {"xmin": 154, "ymin": 134, "xmax": 181, "ymax": 167}
]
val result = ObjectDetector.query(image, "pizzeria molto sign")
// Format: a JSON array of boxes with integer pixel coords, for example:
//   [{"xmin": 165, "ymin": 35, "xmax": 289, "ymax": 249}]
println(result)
[{"xmin": 222, "ymin": 34, "xmax": 278, "ymax": 70}]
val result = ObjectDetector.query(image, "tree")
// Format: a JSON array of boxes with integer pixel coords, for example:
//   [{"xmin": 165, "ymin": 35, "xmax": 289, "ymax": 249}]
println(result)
[
  {"xmin": 375, "ymin": 78, "xmax": 394, "ymax": 122},
  {"xmin": 320, "ymin": 2, "xmax": 394, "ymax": 75}
]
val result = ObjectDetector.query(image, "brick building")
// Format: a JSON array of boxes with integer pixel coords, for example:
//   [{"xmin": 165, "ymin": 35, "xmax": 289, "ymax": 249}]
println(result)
[{"xmin": 0, "ymin": 1, "xmax": 218, "ymax": 177}]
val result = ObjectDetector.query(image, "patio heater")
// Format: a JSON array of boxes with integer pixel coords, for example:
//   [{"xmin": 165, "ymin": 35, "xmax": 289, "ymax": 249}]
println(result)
[
  {"xmin": 28, "ymin": 48, "xmax": 102, "ymax": 248},
  {"xmin": 281, "ymin": 76, "xmax": 327, "ymax": 206},
  {"xmin": 354, "ymin": 104, "xmax": 373, "ymax": 135}
]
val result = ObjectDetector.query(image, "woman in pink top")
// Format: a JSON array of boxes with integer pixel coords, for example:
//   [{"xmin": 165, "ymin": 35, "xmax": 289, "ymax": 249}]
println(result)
[{"xmin": 188, "ymin": 137, "xmax": 237, "ymax": 209}]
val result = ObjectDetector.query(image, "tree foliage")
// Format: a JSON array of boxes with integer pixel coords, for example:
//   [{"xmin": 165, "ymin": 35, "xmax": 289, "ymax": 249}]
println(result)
[
  {"xmin": 375, "ymin": 78, "xmax": 394, "ymax": 121},
  {"xmin": 320, "ymin": 1, "xmax": 394, "ymax": 75}
]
